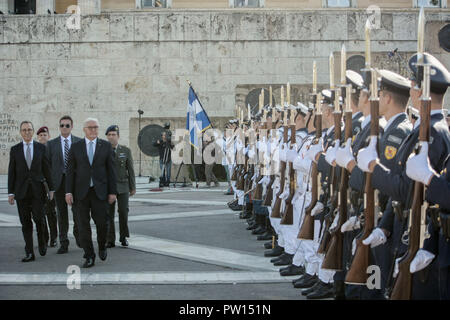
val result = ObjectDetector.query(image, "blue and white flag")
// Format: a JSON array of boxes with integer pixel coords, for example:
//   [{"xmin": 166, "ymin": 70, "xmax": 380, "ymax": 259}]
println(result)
[{"xmin": 186, "ymin": 86, "xmax": 212, "ymax": 148}]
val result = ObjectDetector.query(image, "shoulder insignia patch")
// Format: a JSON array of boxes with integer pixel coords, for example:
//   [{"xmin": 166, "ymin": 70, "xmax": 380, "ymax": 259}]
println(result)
[
  {"xmin": 387, "ymin": 135, "xmax": 402, "ymax": 145},
  {"xmin": 384, "ymin": 146, "xmax": 398, "ymax": 160}
]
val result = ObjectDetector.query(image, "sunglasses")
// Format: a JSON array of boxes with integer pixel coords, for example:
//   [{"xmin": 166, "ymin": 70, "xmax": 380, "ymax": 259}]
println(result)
[{"xmin": 60, "ymin": 124, "xmax": 71, "ymax": 128}]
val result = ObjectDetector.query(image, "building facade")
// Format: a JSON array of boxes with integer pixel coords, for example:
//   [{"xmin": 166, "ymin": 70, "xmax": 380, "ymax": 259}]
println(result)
[{"xmin": 0, "ymin": 2, "xmax": 449, "ymax": 176}]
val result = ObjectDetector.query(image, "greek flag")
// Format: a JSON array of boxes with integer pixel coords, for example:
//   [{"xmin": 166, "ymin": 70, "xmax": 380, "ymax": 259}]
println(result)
[{"xmin": 186, "ymin": 86, "xmax": 212, "ymax": 148}]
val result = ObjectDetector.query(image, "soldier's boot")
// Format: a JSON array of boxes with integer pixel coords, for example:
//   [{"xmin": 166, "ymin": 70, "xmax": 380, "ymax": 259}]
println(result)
[
  {"xmin": 252, "ymin": 215, "xmax": 266, "ymax": 235},
  {"xmin": 306, "ymin": 281, "xmax": 334, "ymax": 300},
  {"xmin": 301, "ymin": 278, "xmax": 321, "ymax": 296},
  {"xmin": 242, "ymin": 202, "xmax": 253, "ymax": 219},
  {"xmin": 280, "ymin": 264, "xmax": 305, "ymax": 277},
  {"xmin": 265, "ymin": 244, "xmax": 284, "ymax": 257},
  {"xmin": 273, "ymin": 252, "xmax": 293, "ymax": 266},
  {"xmin": 293, "ymin": 273, "xmax": 317, "ymax": 288},
  {"xmin": 257, "ymin": 217, "xmax": 273, "ymax": 240}
]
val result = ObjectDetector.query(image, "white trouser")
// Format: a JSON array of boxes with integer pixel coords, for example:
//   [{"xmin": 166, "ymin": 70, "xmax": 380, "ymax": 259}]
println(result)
[{"xmin": 318, "ymin": 253, "xmax": 335, "ymax": 283}]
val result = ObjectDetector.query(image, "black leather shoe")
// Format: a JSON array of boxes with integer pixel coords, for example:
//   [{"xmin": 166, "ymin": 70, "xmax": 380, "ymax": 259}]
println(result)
[
  {"xmin": 57, "ymin": 246, "xmax": 68, "ymax": 254},
  {"xmin": 106, "ymin": 242, "xmax": 115, "ymax": 248},
  {"xmin": 264, "ymin": 241, "xmax": 274, "ymax": 249},
  {"xmin": 120, "ymin": 239, "xmax": 129, "ymax": 247},
  {"xmin": 230, "ymin": 205, "xmax": 243, "ymax": 211},
  {"xmin": 301, "ymin": 279, "xmax": 321, "ymax": 296},
  {"xmin": 99, "ymin": 249, "xmax": 107, "ymax": 261},
  {"xmin": 241, "ymin": 212, "xmax": 252, "ymax": 219},
  {"xmin": 257, "ymin": 231, "xmax": 273, "ymax": 241},
  {"xmin": 292, "ymin": 276, "xmax": 303, "ymax": 285},
  {"xmin": 307, "ymin": 282, "xmax": 334, "ymax": 300},
  {"xmin": 265, "ymin": 245, "xmax": 284, "ymax": 257},
  {"xmin": 280, "ymin": 264, "xmax": 305, "ymax": 277},
  {"xmin": 49, "ymin": 239, "xmax": 57, "ymax": 248},
  {"xmin": 39, "ymin": 244, "xmax": 47, "ymax": 256},
  {"xmin": 246, "ymin": 222, "xmax": 258, "ymax": 230},
  {"xmin": 21, "ymin": 253, "xmax": 35, "ymax": 262},
  {"xmin": 293, "ymin": 274, "xmax": 318, "ymax": 288},
  {"xmin": 252, "ymin": 226, "xmax": 266, "ymax": 235},
  {"xmin": 82, "ymin": 257, "xmax": 95, "ymax": 268},
  {"xmin": 273, "ymin": 253, "xmax": 293, "ymax": 266}
]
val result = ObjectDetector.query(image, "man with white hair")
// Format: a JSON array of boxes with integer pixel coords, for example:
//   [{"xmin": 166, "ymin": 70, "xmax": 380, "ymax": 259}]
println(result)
[{"xmin": 65, "ymin": 118, "xmax": 117, "ymax": 268}]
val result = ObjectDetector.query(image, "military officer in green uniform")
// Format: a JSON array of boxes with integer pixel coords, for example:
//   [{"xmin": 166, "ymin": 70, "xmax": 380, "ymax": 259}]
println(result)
[{"xmin": 105, "ymin": 125, "xmax": 136, "ymax": 247}]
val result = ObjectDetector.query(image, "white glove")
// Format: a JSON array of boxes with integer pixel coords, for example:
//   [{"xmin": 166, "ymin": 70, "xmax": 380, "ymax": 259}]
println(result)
[
  {"xmin": 330, "ymin": 213, "xmax": 339, "ymax": 230},
  {"xmin": 362, "ymin": 228, "xmax": 387, "ymax": 248},
  {"xmin": 286, "ymin": 149, "xmax": 298, "ymax": 163},
  {"xmin": 341, "ymin": 216, "xmax": 361, "ymax": 233},
  {"xmin": 410, "ymin": 249, "xmax": 435, "ymax": 273},
  {"xmin": 236, "ymin": 140, "xmax": 244, "ymax": 152},
  {"xmin": 336, "ymin": 138, "xmax": 355, "ymax": 169},
  {"xmin": 393, "ymin": 257, "xmax": 401, "ymax": 278},
  {"xmin": 311, "ymin": 201, "xmax": 324, "ymax": 217},
  {"xmin": 279, "ymin": 144, "xmax": 287, "ymax": 162},
  {"xmin": 325, "ymin": 140, "xmax": 340, "ymax": 166},
  {"xmin": 280, "ymin": 187, "xmax": 290, "ymax": 200},
  {"xmin": 352, "ymin": 238, "xmax": 357, "ymax": 256},
  {"xmin": 357, "ymin": 136, "xmax": 378, "ymax": 172},
  {"xmin": 305, "ymin": 138, "xmax": 324, "ymax": 163},
  {"xmin": 248, "ymin": 148, "xmax": 255, "ymax": 159},
  {"xmin": 406, "ymin": 142, "xmax": 436, "ymax": 186}
]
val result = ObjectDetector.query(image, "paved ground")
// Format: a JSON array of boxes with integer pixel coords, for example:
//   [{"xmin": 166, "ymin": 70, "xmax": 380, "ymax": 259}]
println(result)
[{"xmin": 0, "ymin": 177, "xmax": 307, "ymax": 300}]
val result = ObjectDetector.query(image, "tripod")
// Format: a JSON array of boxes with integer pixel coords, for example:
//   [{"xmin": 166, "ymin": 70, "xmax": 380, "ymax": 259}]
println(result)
[{"xmin": 159, "ymin": 144, "xmax": 170, "ymax": 188}]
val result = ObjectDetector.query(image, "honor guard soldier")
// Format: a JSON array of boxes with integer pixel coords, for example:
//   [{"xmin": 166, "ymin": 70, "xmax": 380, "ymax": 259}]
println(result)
[
  {"xmin": 105, "ymin": 125, "xmax": 136, "ymax": 247},
  {"xmin": 360, "ymin": 53, "xmax": 450, "ymax": 299}
]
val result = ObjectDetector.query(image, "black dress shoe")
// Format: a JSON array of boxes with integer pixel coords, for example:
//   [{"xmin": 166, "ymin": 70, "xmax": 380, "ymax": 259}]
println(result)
[
  {"xmin": 246, "ymin": 223, "xmax": 258, "ymax": 230},
  {"xmin": 230, "ymin": 205, "xmax": 243, "ymax": 211},
  {"xmin": 257, "ymin": 231, "xmax": 273, "ymax": 241},
  {"xmin": 333, "ymin": 280, "xmax": 346, "ymax": 300},
  {"xmin": 292, "ymin": 275, "xmax": 304, "ymax": 285},
  {"xmin": 106, "ymin": 242, "xmax": 115, "ymax": 248},
  {"xmin": 241, "ymin": 212, "xmax": 252, "ymax": 219},
  {"xmin": 307, "ymin": 282, "xmax": 334, "ymax": 300},
  {"xmin": 264, "ymin": 241, "xmax": 273, "ymax": 249},
  {"xmin": 301, "ymin": 279, "xmax": 321, "ymax": 296},
  {"xmin": 120, "ymin": 239, "xmax": 129, "ymax": 247},
  {"xmin": 280, "ymin": 264, "xmax": 305, "ymax": 276},
  {"xmin": 82, "ymin": 257, "xmax": 95, "ymax": 268},
  {"xmin": 252, "ymin": 226, "xmax": 266, "ymax": 235},
  {"xmin": 21, "ymin": 253, "xmax": 35, "ymax": 262},
  {"xmin": 49, "ymin": 239, "xmax": 57, "ymax": 248},
  {"xmin": 99, "ymin": 249, "xmax": 107, "ymax": 261},
  {"xmin": 57, "ymin": 246, "xmax": 68, "ymax": 254},
  {"xmin": 265, "ymin": 245, "xmax": 284, "ymax": 258},
  {"xmin": 273, "ymin": 253, "xmax": 293, "ymax": 266},
  {"xmin": 293, "ymin": 273, "xmax": 318, "ymax": 288},
  {"xmin": 39, "ymin": 244, "xmax": 47, "ymax": 256}
]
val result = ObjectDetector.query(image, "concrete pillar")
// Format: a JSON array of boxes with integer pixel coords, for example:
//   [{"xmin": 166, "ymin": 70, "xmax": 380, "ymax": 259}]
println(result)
[
  {"xmin": 36, "ymin": 0, "xmax": 55, "ymax": 14},
  {"xmin": 78, "ymin": 0, "xmax": 101, "ymax": 14}
]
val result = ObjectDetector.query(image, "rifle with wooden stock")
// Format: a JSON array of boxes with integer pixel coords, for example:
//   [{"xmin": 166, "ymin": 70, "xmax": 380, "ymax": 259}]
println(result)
[
  {"xmin": 271, "ymin": 86, "xmax": 288, "ymax": 219},
  {"xmin": 254, "ymin": 90, "xmax": 267, "ymax": 201},
  {"xmin": 298, "ymin": 86, "xmax": 322, "ymax": 240},
  {"xmin": 345, "ymin": 30, "xmax": 379, "ymax": 282},
  {"xmin": 321, "ymin": 52, "xmax": 345, "ymax": 270},
  {"xmin": 262, "ymin": 117, "xmax": 276, "ymax": 207},
  {"xmin": 390, "ymin": 8, "xmax": 431, "ymax": 300},
  {"xmin": 281, "ymin": 107, "xmax": 296, "ymax": 225}
]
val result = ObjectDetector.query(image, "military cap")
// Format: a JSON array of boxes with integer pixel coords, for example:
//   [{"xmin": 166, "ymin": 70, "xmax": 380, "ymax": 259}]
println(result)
[
  {"xmin": 105, "ymin": 125, "xmax": 119, "ymax": 135},
  {"xmin": 378, "ymin": 69, "xmax": 411, "ymax": 97},
  {"xmin": 346, "ymin": 70, "xmax": 364, "ymax": 90},
  {"xmin": 409, "ymin": 53, "xmax": 450, "ymax": 95},
  {"xmin": 296, "ymin": 102, "xmax": 310, "ymax": 116},
  {"xmin": 321, "ymin": 89, "xmax": 342, "ymax": 107},
  {"xmin": 37, "ymin": 126, "xmax": 49, "ymax": 135},
  {"xmin": 274, "ymin": 105, "xmax": 283, "ymax": 113}
]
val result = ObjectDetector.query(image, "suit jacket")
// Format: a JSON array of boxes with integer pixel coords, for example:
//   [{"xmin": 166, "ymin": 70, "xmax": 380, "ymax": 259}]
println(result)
[
  {"xmin": 8, "ymin": 141, "xmax": 53, "ymax": 200},
  {"xmin": 47, "ymin": 135, "xmax": 82, "ymax": 191},
  {"xmin": 66, "ymin": 138, "xmax": 118, "ymax": 201},
  {"xmin": 114, "ymin": 144, "xmax": 136, "ymax": 194}
]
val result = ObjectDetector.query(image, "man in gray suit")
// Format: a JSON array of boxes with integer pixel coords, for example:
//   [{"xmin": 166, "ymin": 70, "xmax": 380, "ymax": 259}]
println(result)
[{"xmin": 47, "ymin": 116, "xmax": 82, "ymax": 254}]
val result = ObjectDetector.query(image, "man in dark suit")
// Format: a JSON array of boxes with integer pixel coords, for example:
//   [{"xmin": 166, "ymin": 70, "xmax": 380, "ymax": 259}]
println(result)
[
  {"xmin": 65, "ymin": 118, "xmax": 117, "ymax": 268},
  {"xmin": 47, "ymin": 115, "xmax": 82, "ymax": 254},
  {"xmin": 8, "ymin": 121, "xmax": 54, "ymax": 262}
]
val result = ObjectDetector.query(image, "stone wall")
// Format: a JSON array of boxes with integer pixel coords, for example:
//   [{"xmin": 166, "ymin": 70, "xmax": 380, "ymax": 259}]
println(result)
[{"xmin": 0, "ymin": 9, "xmax": 449, "ymax": 175}]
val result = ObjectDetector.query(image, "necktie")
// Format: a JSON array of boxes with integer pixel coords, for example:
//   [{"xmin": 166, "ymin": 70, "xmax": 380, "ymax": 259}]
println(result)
[
  {"xmin": 88, "ymin": 141, "xmax": 94, "ymax": 165},
  {"xmin": 64, "ymin": 138, "xmax": 69, "ymax": 171},
  {"xmin": 26, "ymin": 143, "xmax": 32, "ymax": 169},
  {"xmin": 113, "ymin": 147, "xmax": 116, "ymax": 158},
  {"xmin": 88, "ymin": 141, "xmax": 94, "ymax": 187}
]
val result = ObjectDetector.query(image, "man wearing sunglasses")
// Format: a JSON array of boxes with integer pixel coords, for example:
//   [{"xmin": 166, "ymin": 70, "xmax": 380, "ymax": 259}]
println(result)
[{"xmin": 47, "ymin": 116, "xmax": 82, "ymax": 254}]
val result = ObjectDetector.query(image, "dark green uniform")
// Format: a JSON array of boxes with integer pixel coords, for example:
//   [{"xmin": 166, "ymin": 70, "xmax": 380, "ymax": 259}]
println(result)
[{"xmin": 107, "ymin": 144, "xmax": 136, "ymax": 244}]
